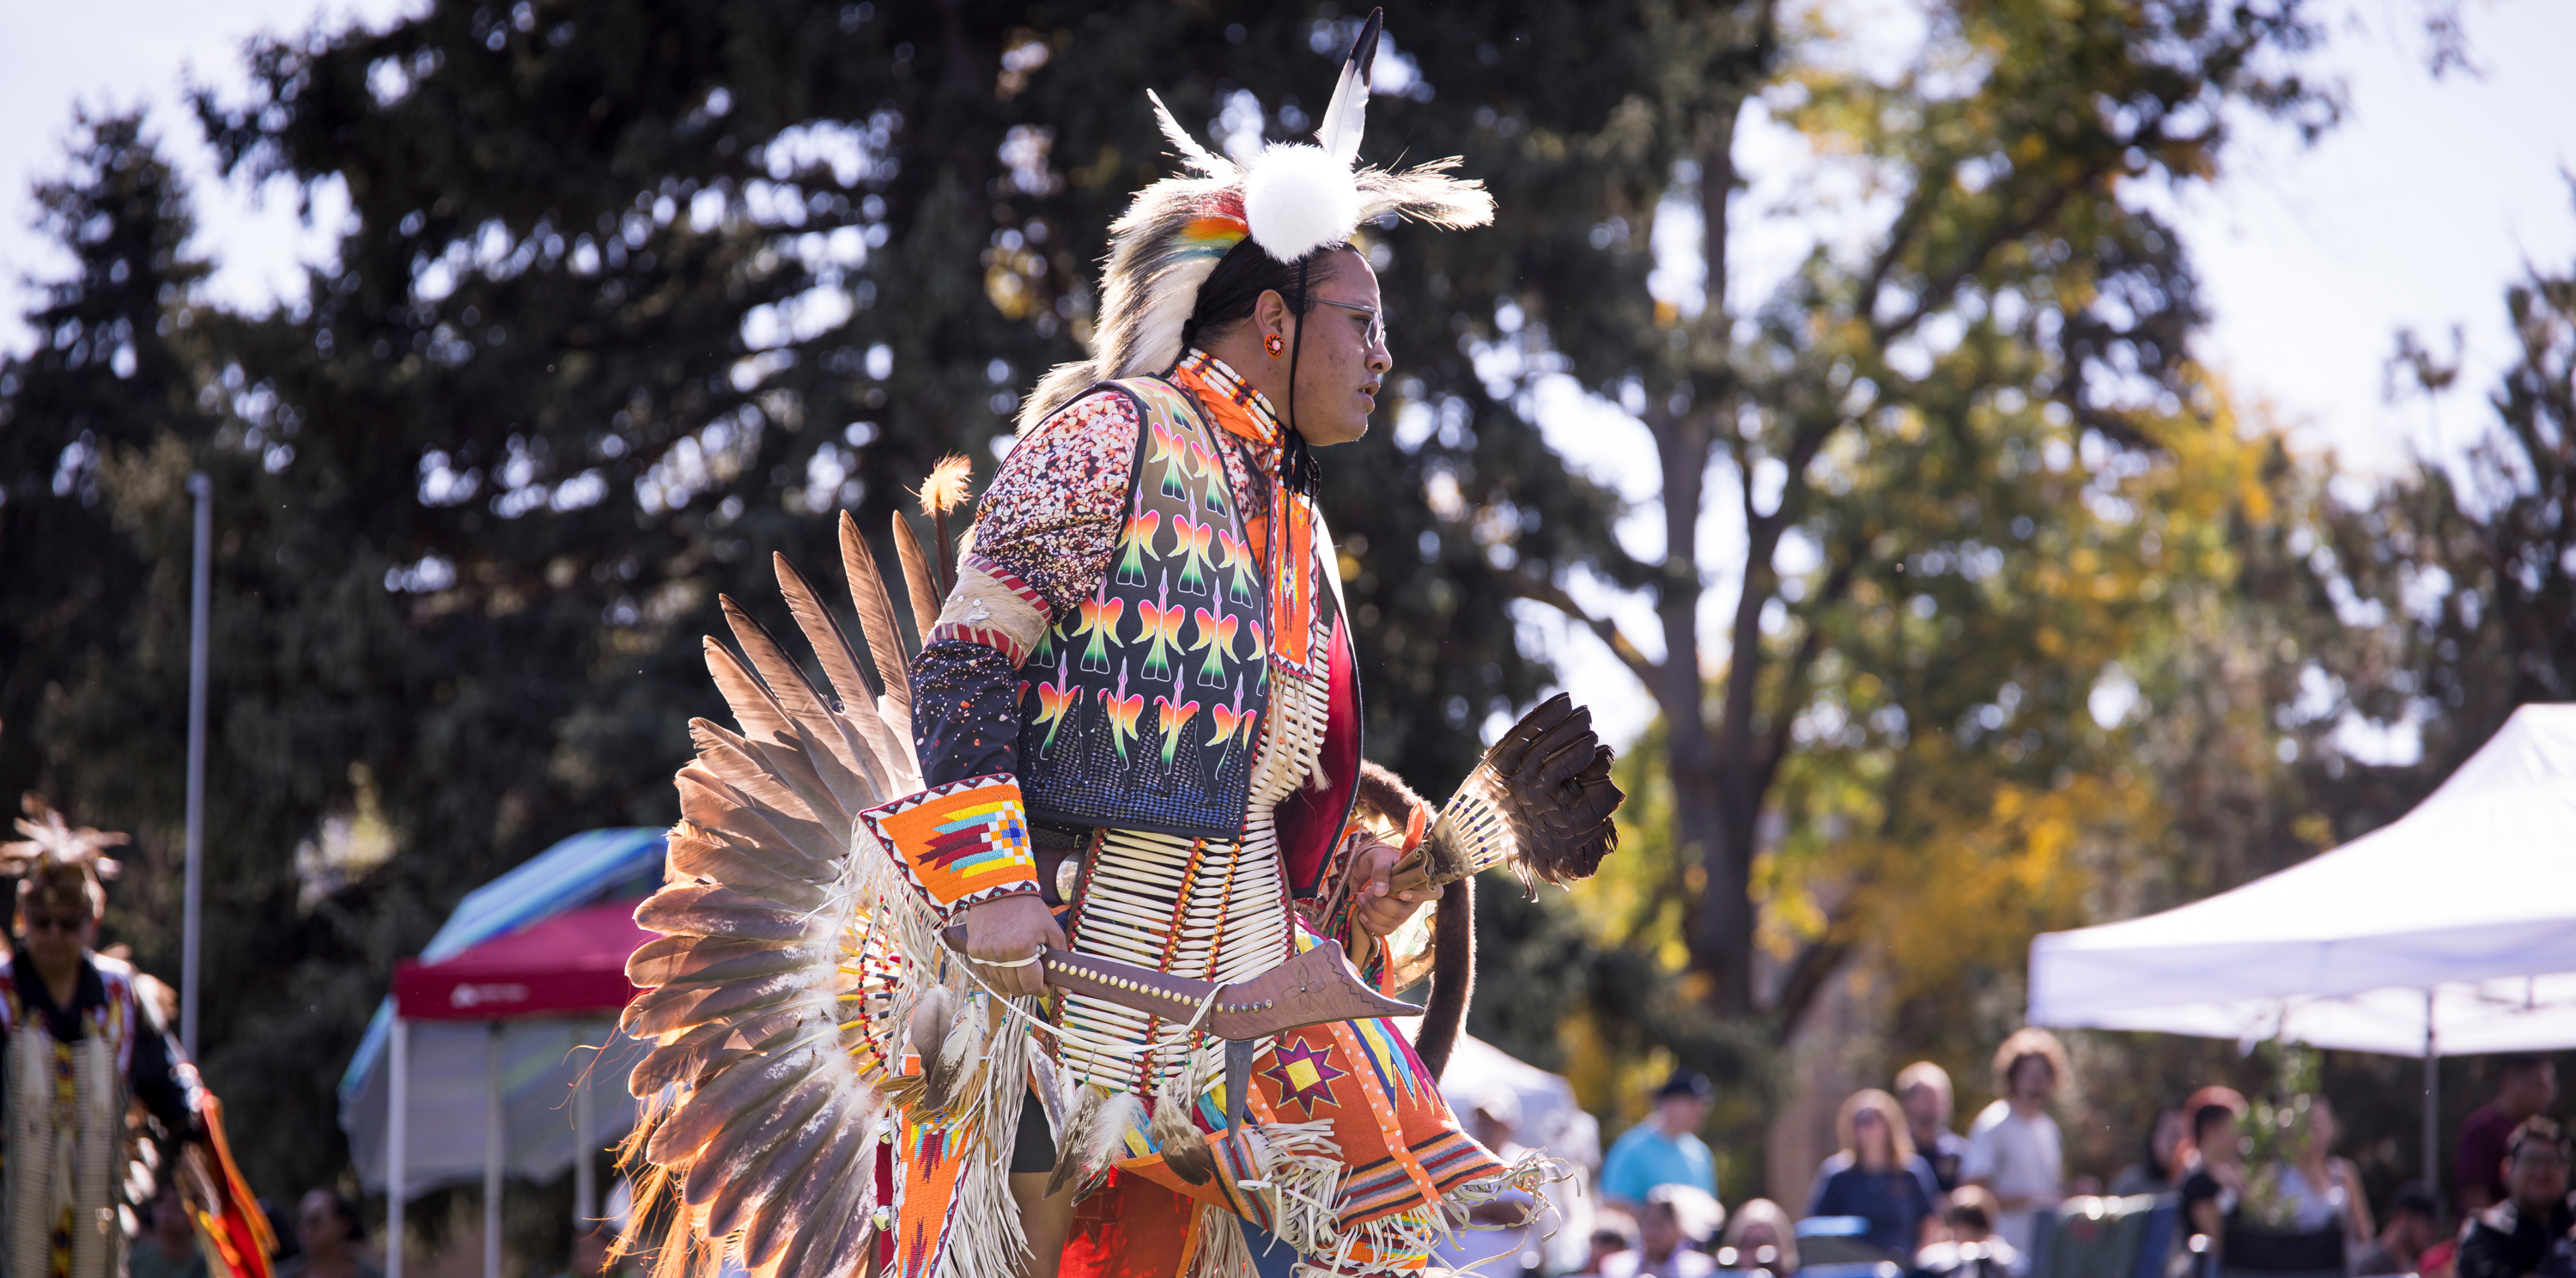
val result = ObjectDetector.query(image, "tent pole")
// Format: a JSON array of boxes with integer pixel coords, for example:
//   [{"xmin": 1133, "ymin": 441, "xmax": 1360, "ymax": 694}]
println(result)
[
  {"xmin": 574, "ymin": 1021, "xmax": 596, "ymax": 1234},
  {"xmin": 389, "ymin": 1017, "xmax": 408, "ymax": 1278},
  {"xmin": 487, "ymin": 1022, "xmax": 504, "ymax": 1278},
  {"xmin": 2423, "ymin": 989, "xmax": 2439, "ymax": 1188}
]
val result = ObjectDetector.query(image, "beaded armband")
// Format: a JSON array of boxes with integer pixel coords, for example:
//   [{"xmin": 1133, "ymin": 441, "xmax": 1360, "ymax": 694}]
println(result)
[
  {"xmin": 925, "ymin": 553, "xmax": 1052, "ymax": 667},
  {"xmin": 859, "ymin": 776, "xmax": 1042, "ymax": 919}
]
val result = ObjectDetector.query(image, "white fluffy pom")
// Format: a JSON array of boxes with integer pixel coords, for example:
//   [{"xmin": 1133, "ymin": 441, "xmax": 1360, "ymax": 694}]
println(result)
[{"xmin": 1242, "ymin": 143, "xmax": 1361, "ymax": 263}]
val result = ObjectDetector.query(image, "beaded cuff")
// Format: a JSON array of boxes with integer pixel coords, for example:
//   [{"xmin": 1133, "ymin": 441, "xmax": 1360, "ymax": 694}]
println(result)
[{"xmin": 859, "ymin": 776, "xmax": 1042, "ymax": 918}]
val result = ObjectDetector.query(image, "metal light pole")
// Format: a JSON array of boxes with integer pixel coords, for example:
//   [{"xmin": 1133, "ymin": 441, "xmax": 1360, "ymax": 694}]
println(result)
[{"xmin": 182, "ymin": 472, "xmax": 211, "ymax": 1058}]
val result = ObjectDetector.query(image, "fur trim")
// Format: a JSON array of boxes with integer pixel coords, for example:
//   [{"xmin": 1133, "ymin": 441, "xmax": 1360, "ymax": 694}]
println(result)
[
  {"xmin": 1245, "ymin": 144, "xmax": 1362, "ymax": 264},
  {"xmin": 1350, "ymin": 762, "xmax": 1429, "ymax": 832}
]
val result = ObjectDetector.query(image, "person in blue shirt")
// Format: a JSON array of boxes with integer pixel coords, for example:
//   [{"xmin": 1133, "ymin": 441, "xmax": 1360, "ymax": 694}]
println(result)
[
  {"xmin": 1805, "ymin": 1088, "xmax": 1943, "ymax": 1257},
  {"xmin": 1603, "ymin": 1071, "xmax": 1720, "ymax": 1215}
]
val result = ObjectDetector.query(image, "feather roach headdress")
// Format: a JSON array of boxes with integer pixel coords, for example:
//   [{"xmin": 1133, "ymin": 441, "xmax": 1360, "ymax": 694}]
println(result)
[
  {"xmin": 1018, "ymin": 9, "xmax": 1493, "ymax": 431},
  {"xmin": 1, "ymin": 794, "xmax": 125, "ymax": 915}
]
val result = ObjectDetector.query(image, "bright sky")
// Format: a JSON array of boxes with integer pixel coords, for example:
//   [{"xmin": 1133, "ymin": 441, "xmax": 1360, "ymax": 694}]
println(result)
[{"xmin": 5, "ymin": 0, "xmax": 2570, "ymax": 749}]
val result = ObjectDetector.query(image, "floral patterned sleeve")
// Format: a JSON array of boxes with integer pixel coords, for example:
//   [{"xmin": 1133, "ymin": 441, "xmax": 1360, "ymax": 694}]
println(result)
[{"xmin": 910, "ymin": 389, "xmax": 1141, "ymax": 788}]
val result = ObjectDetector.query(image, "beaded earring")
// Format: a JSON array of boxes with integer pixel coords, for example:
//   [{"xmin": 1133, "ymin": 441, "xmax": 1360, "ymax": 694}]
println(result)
[{"xmin": 1265, "ymin": 332, "xmax": 1285, "ymax": 358}]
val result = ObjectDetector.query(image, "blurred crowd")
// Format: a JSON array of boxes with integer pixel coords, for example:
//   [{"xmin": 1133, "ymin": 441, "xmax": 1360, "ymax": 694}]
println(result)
[{"xmin": 1440, "ymin": 1032, "xmax": 2576, "ymax": 1278}]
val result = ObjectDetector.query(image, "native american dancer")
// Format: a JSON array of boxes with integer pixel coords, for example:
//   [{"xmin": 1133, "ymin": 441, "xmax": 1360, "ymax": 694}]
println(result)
[
  {"xmin": 0, "ymin": 797, "xmax": 272, "ymax": 1278},
  {"xmin": 616, "ymin": 14, "xmax": 1623, "ymax": 1278}
]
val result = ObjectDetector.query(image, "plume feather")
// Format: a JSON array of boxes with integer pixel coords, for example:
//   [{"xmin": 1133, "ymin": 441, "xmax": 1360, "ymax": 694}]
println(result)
[
  {"xmin": 1315, "ymin": 8, "xmax": 1382, "ymax": 163},
  {"xmin": 914, "ymin": 453, "xmax": 973, "ymax": 517}
]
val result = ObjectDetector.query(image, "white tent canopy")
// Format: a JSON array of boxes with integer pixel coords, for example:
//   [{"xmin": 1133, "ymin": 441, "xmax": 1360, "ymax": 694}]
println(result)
[{"xmin": 2028, "ymin": 703, "xmax": 2576, "ymax": 1055}]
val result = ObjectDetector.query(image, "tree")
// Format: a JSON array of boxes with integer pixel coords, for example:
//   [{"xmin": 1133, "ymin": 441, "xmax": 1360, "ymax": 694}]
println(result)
[
  {"xmin": 0, "ymin": 113, "xmax": 214, "ymax": 805},
  {"xmin": 1486, "ymin": 0, "xmax": 2337, "ymax": 1028}
]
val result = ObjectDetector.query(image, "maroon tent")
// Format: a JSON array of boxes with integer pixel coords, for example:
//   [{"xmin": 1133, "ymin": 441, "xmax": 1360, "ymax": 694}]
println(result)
[
  {"xmin": 380, "ymin": 901, "xmax": 656, "ymax": 1278},
  {"xmin": 393, "ymin": 901, "xmax": 653, "ymax": 1020}
]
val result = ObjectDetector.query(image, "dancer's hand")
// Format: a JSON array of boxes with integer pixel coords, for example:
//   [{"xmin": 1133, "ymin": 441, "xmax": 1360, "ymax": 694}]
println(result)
[
  {"xmin": 956, "ymin": 894, "xmax": 1065, "ymax": 997},
  {"xmin": 1347, "ymin": 839, "xmax": 1435, "ymax": 938}
]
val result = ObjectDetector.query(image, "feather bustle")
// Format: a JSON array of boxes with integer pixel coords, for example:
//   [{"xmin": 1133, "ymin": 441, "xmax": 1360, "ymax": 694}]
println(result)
[
  {"xmin": 626, "ymin": 934, "xmax": 811, "ymax": 988},
  {"xmin": 768, "ymin": 1139, "xmax": 872, "ymax": 1278},
  {"xmin": 720, "ymin": 595, "xmax": 886, "ymax": 807},
  {"xmin": 674, "ymin": 765, "xmax": 838, "ymax": 868},
  {"xmin": 739, "ymin": 1104, "xmax": 869, "ymax": 1269},
  {"xmin": 683, "ymin": 1080, "xmax": 833, "ymax": 1214},
  {"xmin": 890, "ymin": 514, "xmax": 942, "ymax": 644},
  {"xmin": 663, "ymin": 833, "xmax": 831, "ymax": 910},
  {"xmin": 634, "ymin": 884, "xmax": 826, "ymax": 944},
  {"xmin": 702, "ymin": 642, "xmax": 852, "ymax": 830},
  {"xmin": 773, "ymin": 553, "xmax": 871, "ymax": 712},
  {"xmin": 775, "ymin": 554, "xmax": 910, "ymax": 790},
  {"xmin": 711, "ymin": 631, "xmax": 871, "ymax": 830},
  {"xmin": 835, "ymin": 511, "xmax": 913, "ymax": 715},
  {"xmin": 683, "ymin": 729, "xmax": 820, "ymax": 819},
  {"xmin": 628, "ymin": 1011, "xmax": 803, "ymax": 1097},
  {"xmin": 621, "ymin": 972, "xmax": 813, "ymax": 1038},
  {"xmin": 646, "ymin": 1036, "xmax": 828, "ymax": 1165}
]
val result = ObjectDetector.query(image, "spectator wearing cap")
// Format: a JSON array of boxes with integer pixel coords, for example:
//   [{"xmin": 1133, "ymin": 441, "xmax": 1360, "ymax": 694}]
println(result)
[
  {"xmin": 2347, "ymin": 1183, "xmax": 2443, "ymax": 1277},
  {"xmin": 1603, "ymin": 1072, "xmax": 1720, "ymax": 1216},
  {"xmin": 1806, "ymin": 1088, "xmax": 1943, "ymax": 1256},
  {"xmin": 1601, "ymin": 1186, "xmax": 1724, "ymax": 1278},
  {"xmin": 2456, "ymin": 1118, "xmax": 2574, "ymax": 1278},
  {"xmin": 2458, "ymin": 1056, "xmax": 2559, "ymax": 1215},
  {"xmin": 1963, "ymin": 1029, "xmax": 2069, "ymax": 1257},
  {"xmin": 1899, "ymin": 1062, "xmax": 1972, "ymax": 1195}
]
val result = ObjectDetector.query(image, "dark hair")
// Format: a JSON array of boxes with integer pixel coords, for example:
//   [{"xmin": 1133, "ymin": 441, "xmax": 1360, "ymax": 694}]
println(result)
[
  {"xmin": 1177, "ymin": 237, "xmax": 1357, "ymax": 354},
  {"xmin": 2494, "ymin": 1053, "xmax": 2549, "ymax": 1078},
  {"xmin": 2143, "ymin": 1106, "xmax": 2185, "ymax": 1180},
  {"xmin": 307, "ymin": 1188, "xmax": 367, "ymax": 1245},
  {"xmin": 2506, "ymin": 1116, "xmax": 2566, "ymax": 1165},
  {"xmin": 1947, "ymin": 1185, "xmax": 2000, "ymax": 1232},
  {"xmin": 1990, "ymin": 1028, "xmax": 2068, "ymax": 1094},
  {"xmin": 2191, "ymin": 1103, "xmax": 2239, "ymax": 1145},
  {"xmin": 2388, "ymin": 1182, "xmax": 2439, "ymax": 1220}
]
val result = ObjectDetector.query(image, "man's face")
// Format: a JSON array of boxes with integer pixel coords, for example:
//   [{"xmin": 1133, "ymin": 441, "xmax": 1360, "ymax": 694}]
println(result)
[
  {"xmin": 1901, "ymin": 1081, "xmax": 1949, "ymax": 1134},
  {"xmin": 2009, "ymin": 1056, "xmax": 2057, "ymax": 1102},
  {"xmin": 1638, "ymin": 1205, "xmax": 1681, "ymax": 1257},
  {"xmin": 17, "ymin": 902, "xmax": 94, "ymax": 971},
  {"xmin": 2505, "ymin": 1140, "xmax": 2568, "ymax": 1211},
  {"xmin": 297, "ymin": 1190, "xmax": 348, "ymax": 1254},
  {"xmin": 1658, "ymin": 1094, "xmax": 1710, "ymax": 1134},
  {"xmin": 2390, "ymin": 1211, "xmax": 2437, "ymax": 1257},
  {"xmin": 2507, "ymin": 1063, "xmax": 2560, "ymax": 1114},
  {"xmin": 1287, "ymin": 253, "xmax": 1389, "ymax": 447}
]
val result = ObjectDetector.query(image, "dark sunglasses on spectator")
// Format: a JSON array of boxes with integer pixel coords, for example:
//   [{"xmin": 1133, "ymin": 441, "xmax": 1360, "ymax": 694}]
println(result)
[{"xmin": 22, "ymin": 915, "xmax": 87, "ymax": 934}]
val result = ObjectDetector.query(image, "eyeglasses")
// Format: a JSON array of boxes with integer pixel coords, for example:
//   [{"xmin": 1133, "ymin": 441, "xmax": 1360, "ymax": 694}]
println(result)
[
  {"xmin": 22, "ymin": 915, "xmax": 87, "ymax": 934},
  {"xmin": 1308, "ymin": 297, "xmax": 1386, "ymax": 350}
]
